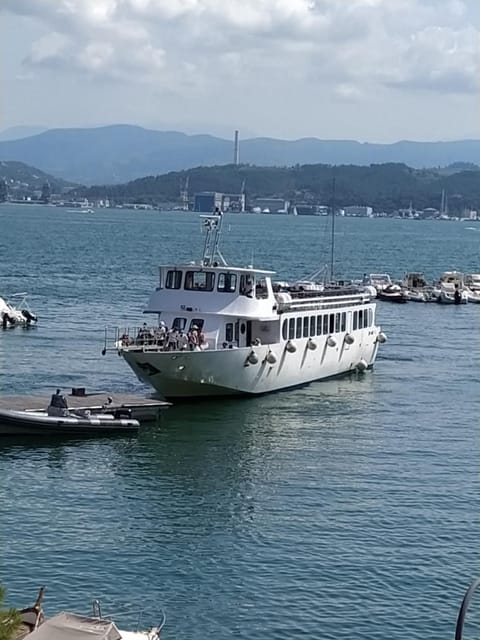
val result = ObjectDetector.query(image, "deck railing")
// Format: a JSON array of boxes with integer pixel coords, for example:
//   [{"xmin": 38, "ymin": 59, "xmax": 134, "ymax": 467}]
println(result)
[{"xmin": 102, "ymin": 326, "xmax": 212, "ymax": 354}]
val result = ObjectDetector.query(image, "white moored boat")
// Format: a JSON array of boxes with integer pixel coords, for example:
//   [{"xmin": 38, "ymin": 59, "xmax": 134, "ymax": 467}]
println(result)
[
  {"xmin": 15, "ymin": 587, "xmax": 165, "ymax": 640},
  {"xmin": 0, "ymin": 292, "xmax": 37, "ymax": 328},
  {"xmin": 110, "ymin": 213, "xmax": 387, "ymax": 398}
]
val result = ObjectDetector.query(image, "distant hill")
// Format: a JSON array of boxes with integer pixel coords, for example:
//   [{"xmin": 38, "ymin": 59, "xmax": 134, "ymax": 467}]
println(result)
[
  {"xmin": 0, "ymin": 126, "xmax": 47, "ymax": 142},
  {"xmin": 0, "ymin": 160, "xmax": 76, "ymax": 198},
  {"xmin": 76, "ymin": 162, "xmax": 480, "ymax": 214},
  {"xmin": 0, "ymin": 125, "xmax": 479, "ymax": 185}
]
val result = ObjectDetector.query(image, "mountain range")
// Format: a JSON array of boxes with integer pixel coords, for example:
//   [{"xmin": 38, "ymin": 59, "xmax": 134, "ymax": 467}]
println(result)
[{"xmin": 0, "ymin": 124, "xmax": 479, "ymax": 186}]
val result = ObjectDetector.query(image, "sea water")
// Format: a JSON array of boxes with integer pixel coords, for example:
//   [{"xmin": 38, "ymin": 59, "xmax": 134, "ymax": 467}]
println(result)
[{"xmin": 0, "ymin": 205, "xmax": 479, "ymax": 639}]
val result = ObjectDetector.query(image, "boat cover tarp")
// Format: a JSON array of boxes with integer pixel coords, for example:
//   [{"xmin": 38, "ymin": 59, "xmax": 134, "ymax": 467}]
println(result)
[{"xmin": 26, "ymin": 612, "xmax": 122, "ymax": 640}]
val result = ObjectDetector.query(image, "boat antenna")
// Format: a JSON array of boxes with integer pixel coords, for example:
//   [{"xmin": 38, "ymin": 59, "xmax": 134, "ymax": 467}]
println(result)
[{"xmin": 330, "ymin": 171, "xmax": 336, "ymax": 283}]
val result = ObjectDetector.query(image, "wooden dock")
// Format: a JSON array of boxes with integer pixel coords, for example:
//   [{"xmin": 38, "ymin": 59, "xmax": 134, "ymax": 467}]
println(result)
[{"xmin": 0, "ymin": 391, "xmax": 170, "ymax": 422}]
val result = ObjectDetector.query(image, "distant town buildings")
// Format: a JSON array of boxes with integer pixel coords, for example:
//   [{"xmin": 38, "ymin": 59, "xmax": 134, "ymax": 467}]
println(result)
[
  {"xmin": 193, "ymin": 191, "xmax": 245, "ymax": 212},
  {"xmin": 343, "ymin": 205, "xmax": 373, "ymax": 217},
  {"xmin": 40, "ymin": 181, "xmax": 51, "ymax": 203},
  {"xmin": 252, "ymin": 197, "xmax": 289, "ymax": 214}
]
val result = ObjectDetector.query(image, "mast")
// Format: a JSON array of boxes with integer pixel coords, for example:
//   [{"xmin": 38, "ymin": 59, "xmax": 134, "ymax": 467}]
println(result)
[
  {"xmin": 330, "ymin": 173, "xmax": 336, "ymax": 283},
  {"xmin": 200, "ymin": 209, "xmax": 227, "ymax": 266}
]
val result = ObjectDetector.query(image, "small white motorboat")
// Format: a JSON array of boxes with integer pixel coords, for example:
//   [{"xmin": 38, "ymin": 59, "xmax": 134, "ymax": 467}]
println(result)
[
  {"xmin": 436, "ymin": 288, "xmax": 468, "ymax": 305},
  {"xmin": 0, "ymin": 408, "xmax": 140, "ymax": 436},
  {"xmin": 464, "ymin": 289, "xmax": 480, "ymax": 303},
  {"xmin": 0, "ymin": 293, "xmax": 37, "ymax": 328},
  {"xmin": 376, "ymin": 283, "xmax": 408, "ymax": 303},
  {"xmin": 21, "ymin": 611, "xmax": 164, "ymax": 640},
  {"xmin": 15, "ymin": 588, "xmax": 165, "ymax": 640}
]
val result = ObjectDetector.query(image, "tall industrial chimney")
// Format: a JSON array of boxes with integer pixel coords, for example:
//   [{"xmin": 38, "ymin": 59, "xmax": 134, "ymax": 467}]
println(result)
[{"xmin": 233, "ymin": 130, "xmax": 239, "ymax": 165}]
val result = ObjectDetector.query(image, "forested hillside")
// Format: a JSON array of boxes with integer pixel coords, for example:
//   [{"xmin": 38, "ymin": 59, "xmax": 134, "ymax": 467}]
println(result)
[{"xmin": 76, "ymin": 163, "xmax": 480, "ymax": 213}]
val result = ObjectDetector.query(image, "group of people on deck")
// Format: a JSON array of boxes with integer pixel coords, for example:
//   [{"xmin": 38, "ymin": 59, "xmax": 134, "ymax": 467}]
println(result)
[{"xmin": 129, "ymin": 322, "xmax": 207, "ymax": 351}]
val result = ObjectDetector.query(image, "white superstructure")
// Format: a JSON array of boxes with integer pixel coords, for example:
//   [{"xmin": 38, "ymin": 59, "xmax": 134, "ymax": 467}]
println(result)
[{"xmin": 112, "ymin": 213, "xmax": 386, "ymax": 398}]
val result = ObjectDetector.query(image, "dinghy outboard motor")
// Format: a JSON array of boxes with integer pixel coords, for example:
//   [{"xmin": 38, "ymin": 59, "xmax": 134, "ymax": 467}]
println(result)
[
  {"xmin": 21, "ymin": 309, "xmax": 37, "ymax": 323},
  {"xmin": 113, "ymin": 408, "xmax": 133, "ymax": 419},
  {"xmin": 454, "ymin": 285, "xmax": 462, "ymax": 305},
  {"xmin": 2, "ymin": 313, "xmax": 14, "ymax": 329}
]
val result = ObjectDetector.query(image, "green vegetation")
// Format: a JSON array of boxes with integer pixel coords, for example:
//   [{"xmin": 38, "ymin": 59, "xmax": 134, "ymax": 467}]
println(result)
[
  {"xmin": 76, "ymin": 163, "xmax": 480, "ymax": 213},
  {"xmin": 0, "ymin": 585, "xmax": 20, "ymax": 640}
]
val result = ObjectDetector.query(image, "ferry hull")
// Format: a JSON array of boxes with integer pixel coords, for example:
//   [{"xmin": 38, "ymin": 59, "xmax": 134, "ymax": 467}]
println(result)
[{"xmin": 121, "ymin": 329, "xmax": 381, "ymax": 399}]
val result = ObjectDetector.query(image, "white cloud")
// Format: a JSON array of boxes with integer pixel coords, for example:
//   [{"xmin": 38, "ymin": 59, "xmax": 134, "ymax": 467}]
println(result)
[{"xmin": 2, "ymin": 0, "xmax": 480, "ymax": 95}]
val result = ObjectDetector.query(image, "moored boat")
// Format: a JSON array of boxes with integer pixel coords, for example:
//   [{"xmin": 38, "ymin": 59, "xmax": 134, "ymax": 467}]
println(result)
[
  {"xmin": 401, "ymin": 272, "xmax": 437, "ymax": 302},
  {"xmin": 0, "ymin": 408, "xmax": 140, "ymax": 436},
  {"xmin": 13, "ymin": 588, "xmax": 165, "ymax": 640},
  {"xmin": 107, "ymin": 212, "xmax": 387, "ymax": 399},
  {"xmin": 376, "ymin": 283, "xmax": 408, "ymax": 303},
  {"xmin": 436, "ymin": 288, "xmax": 468, "ymax": 304},
  {"xmin": 464, "ymin": 273, "xmax": 480, "ymax": 293},
  {"xmin": 435, "ymin": 271, "xmax": 469, "ymax": 304},
  {"xmin": 364, "ymin": 273, "xmax": 393, "ymax": 297},
  {"xmin": 0, "ymin": 293, "xmax": 37, "ymax": 329}
]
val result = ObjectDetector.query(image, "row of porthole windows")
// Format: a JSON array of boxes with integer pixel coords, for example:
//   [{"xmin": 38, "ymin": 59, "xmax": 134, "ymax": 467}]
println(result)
[
  {"xmin": 353, "ymin": 309, "xmax": 373, "ymax": 331},
  {"xmin": 282, "ymin": 309, "xmax": 373, "ymax": 341}
]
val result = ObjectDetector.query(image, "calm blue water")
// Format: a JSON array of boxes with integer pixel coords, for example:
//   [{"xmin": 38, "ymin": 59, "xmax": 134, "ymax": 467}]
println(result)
[{"xmin": 0, "ymin": 205, "xmax": 479, "ymax": 639}]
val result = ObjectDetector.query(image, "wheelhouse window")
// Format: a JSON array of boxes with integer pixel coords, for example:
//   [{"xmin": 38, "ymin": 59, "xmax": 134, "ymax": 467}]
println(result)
[
  {"xmin": 341, "ymin": 312, "xmax": 346, "ymax": 332},
  {"xmin": 240, "ymin": 274, "xmax": 254, "ymax": 297},
  {"xmin": 282, "ymin": 319, "xmax": 288, "ymax": 341},
  {"xmin": 255, "ymin": 277, "xmax": 269, "ymax": 299},
  {"xmin": 225, "ymin": 323, "xmax": 234, "ymax": 342},
  {"xmin": 310, "ymin": 316, "xmax": 316, "ymax": 337},
  {"xmin": 218, "ymin": 272, "xmax": 237, "ymax": 293},
  {"xmin": 185, "ymin": 271, "xmax": 215, "ymax": 291},
  {"xmin": 166, "ymin": 270, "xmax": 182, "ymax": 289}
]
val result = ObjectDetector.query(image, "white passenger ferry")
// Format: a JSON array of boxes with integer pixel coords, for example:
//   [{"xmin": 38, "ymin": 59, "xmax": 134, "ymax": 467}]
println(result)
[{"xmin": 111, "ymin": 213, "xmax": 386, "ymax": 398}]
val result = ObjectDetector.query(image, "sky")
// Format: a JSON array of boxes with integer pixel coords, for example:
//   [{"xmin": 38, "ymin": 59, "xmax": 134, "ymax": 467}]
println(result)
[{"xmin": 1, "ymin": 0, "xmax": 479, "ymax": 143}]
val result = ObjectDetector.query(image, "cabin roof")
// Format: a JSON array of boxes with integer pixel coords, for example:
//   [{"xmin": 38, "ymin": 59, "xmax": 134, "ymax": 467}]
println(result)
[{"xmin": 158, "ymin": 263, "xmax": 276, "ymax": 276}]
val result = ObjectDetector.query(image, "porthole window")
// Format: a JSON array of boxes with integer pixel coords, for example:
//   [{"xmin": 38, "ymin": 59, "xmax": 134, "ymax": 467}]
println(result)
[
  {"xmin": 296, "ymin": 318, "xmax": 302, "ymax": 339},
  {"xmin": 303, "ymin": 317, "xmax": 309, "ymax": 338},
  {"xmin": 335, "ymin": 313, "xmax": 340, "ymax": 333},
  {"xmin": 289, "ymin": 318, "xmax": 295, "ymax": 339}
]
